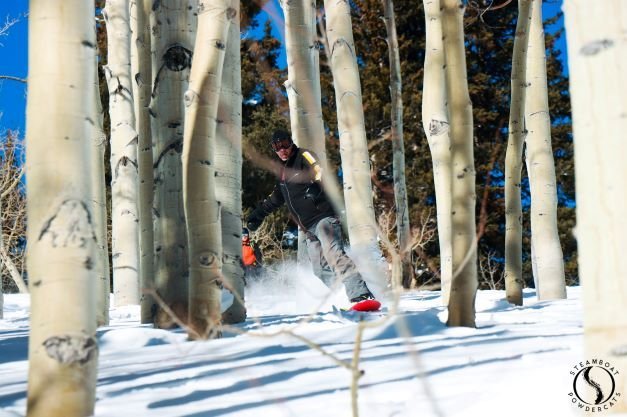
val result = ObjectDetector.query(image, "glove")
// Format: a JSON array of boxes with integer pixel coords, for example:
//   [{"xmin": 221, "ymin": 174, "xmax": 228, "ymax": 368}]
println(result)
[
  {"xmin": 305, "ymin": 182, "xmax": 325, "ymax": 208},
  {"xmin": 247, "ymin": 218, "xmax": 262, "ymax": 232},
  {"xmin": 305, "ymin": 182, "xmax": 323, "ymax": 201}
]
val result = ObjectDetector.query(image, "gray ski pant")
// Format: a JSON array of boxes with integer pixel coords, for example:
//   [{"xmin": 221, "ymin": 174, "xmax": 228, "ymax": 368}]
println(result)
[{"xmin": 305, "ymin": 216, "xmax": 371, "ymax": 301}]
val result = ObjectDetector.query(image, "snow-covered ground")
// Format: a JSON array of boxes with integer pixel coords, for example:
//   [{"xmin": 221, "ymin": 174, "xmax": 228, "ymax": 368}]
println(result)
[{"xmin": 0, "ymin": 265, "xmax": 585, "ymax": 417}]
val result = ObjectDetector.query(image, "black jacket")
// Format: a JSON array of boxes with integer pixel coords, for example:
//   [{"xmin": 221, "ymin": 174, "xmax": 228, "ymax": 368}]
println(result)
[{"xmin": 248, "ymin": 146, "xmax": 336, "ymax": 230}]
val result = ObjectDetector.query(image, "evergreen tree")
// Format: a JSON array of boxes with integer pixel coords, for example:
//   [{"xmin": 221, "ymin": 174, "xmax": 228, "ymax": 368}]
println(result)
[{"xmin": 241, "ymin": 21, "xmax": 290, "ymax": 217}]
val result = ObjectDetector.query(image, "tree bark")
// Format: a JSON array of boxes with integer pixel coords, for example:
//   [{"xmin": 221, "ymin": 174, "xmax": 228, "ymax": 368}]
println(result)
[
  {"xmin": 150, "ymin": 0, "xmax": 197, "ymax": 328},
  {"xmin": 131, "ymin": 0, "xmax": 156, "ymax": 323},
  {"xmin": 422, "ymin": 0, "xmax": 453, "ymax": 305},
  {"xmin": 26, "ymin": 1, "xmax": 99, "ymax": 415},
  {"xmin": 504, "ymin": 0, "xmax": 532, "ymax": 306},
  {"xmin": 281, "ymin": 0, "xmax": 342, "ymax": 265},
  {"xmin": 564, "ymin": 2, "xmax": 626, "ymax": 411},
  {"xmin": 282, "ymin": 0, "xmax": 326, "ymax": 155},
  {"xmin": 91, "ymin": 55, "xmax": 110, "ymax": 326},
  {"xmin": 323, "ymin": 0, "xmax": 388, "ymax": 292},
  {"xmin": 382, "ymin": 0, "xmax": 413, "ymax": 289},
  {"xmin": 525, "ymin": 0, "xmax": 565, "ymax": 300},
  {"xmin": 182, "ymin": 0, "xmax": 232, "ymax": 339},
  {"xmin": 441, "ymin": 0, "xmax": 477, "ymax": 327},
  {"xmin": 217, "ymin": 0, "xmax": 246, "ymax": 325},
  {"xmin": 104, "ymin": 0, "xmax": 141, "ymax": 306}
]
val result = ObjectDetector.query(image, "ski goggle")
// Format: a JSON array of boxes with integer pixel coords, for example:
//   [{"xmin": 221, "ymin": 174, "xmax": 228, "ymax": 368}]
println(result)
[{"xmin": 271, "ymin": 138, "xmax": 293, "ymax": 152}]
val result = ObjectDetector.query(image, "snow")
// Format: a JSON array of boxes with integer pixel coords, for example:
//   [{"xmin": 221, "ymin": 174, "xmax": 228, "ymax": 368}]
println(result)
[{"xmin": 0, "ymin": 267, "xmax": 587, "ymax": 417}]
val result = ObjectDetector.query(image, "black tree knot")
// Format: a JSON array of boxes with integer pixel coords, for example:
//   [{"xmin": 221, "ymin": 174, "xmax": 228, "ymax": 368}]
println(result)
[{"xmin": 163, "ymin": 44, "xmax": 193, "ymax": 72}]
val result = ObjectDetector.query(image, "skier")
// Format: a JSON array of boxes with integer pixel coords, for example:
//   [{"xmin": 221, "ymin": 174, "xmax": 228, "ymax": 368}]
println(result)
[
  {"xmin": 241, "ymin": 227, "xmax": 263, "ymax": 279},
  {"xmin": 246, "ymin": 129, "xmax": 380, "ymax": 311}
]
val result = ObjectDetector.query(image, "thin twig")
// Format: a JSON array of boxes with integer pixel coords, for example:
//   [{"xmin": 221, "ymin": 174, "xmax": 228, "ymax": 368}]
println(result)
[{"xmin": 0, "ymin": 75, "xmax": 26, "ymax": 83}]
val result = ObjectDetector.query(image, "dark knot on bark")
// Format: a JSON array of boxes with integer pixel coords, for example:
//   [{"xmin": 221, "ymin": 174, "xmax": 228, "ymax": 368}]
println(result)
[{"xmin": 163, "ymin": 44, "xmax": 193, "ymax": 72}]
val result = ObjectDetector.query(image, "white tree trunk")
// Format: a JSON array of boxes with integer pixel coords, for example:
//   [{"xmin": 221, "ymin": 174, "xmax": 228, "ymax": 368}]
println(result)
[
  {"xmin": 282, "ymin": 0, "xmax": 326, "ymax": 154},
  {"xmin": 92, "ymin": 56, "xmax": 110, "ymax": 326},
  {"xmin": 182, "ymin": 0, "xmax": 232, "ymax": 339},
  {"xmin": 441, "ymin": 0, "xmax": 477, "ymax": 327},
  {"xmin": 422, "ymin": 0, "xmax": 453, "ymax": 304},
  {"xmin": 25, "ymin": 1, "xmax": 99, "ymax": 415},
  {"xmin": 281, "ymin": 0, "xmax": 341, "ymax": 265},
  {"xmin": 104, "ymin": 0, "xmax": 141, "ymax": 307},
  {"xmin": 131, "ymin": 0, "xmax": 156, "ymax": 323},
  {"xmin": 150, "ymin": 0, "xmax": 197, "ymax": 328},
  {"xmin": 564, "ymin": 1, "xmax": 627, "ymax": 411},
  {"xmin": 323, "ymin": 0, "xmax": 388, "ymax": 293},
  {"xmin": 383, "ymin": 0, "xmax": 413, "ymax": 288},
  {"xmin": 504, "ymin": 0, "xmax": 532, "ymax": 306},
  {"xmin": 525, "ymin": 0, "xmax": 565, "ymax": 300},
  {"xmin": 217, "ymin": 0, "xmax": 245, "ymax": 325},
  {"xmin": 130, "ymin": 0, "xmax": 140, "ymax": 124}
]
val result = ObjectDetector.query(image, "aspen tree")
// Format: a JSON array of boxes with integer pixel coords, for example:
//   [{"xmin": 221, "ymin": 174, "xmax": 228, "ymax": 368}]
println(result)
[
  {"xmin": 217, "ymin": 0, "xmax": 246, "ymax": 325},
  {"xmin": 282, "ymin": 0, "xmax": 325, "ymax": 155},
  {"xmin": 422, "ymin": 0, "xmax": 453, "ymax": 304},
  {"xmin": 150, "ymin": 0, "xmax": 197, "ymax": 327},
  {"xmin": 26, "ymin": 1, "xmax": 99, "ymax": 415},
  {"xmin": 182, "ymin": 0, "xmax": 232, "ymax": 338},
  {"xmin": 92, "ymin": 57, "xmax": 110, "ymax": 326},
  {"xmin": 130, "ymin": 1, "xmax": 140, "ymax": 123},
  {"xmin": 564, "ymin": 1, "xmax": 627, "ymax": 411},
  {"xmin": 441, "ymin": 0, "xmax": 477, "ymax": 327},
  {"xmin": 504, "ymin": 0, "xmax": 531, "ymax": 306},
  {"xmin": 104, "ymin": 0, "xmax": 140, "ymax": 306},
  {"xmin": 323, "ymin": 0, "xmax": 388, "ymax": 290},
  {"xmin": 524, "ymin": 0, "xmax": 565, "ymax": 300},
  {"xmin": 281, "ymin": 0, "xmax": 343, "ymax": 267},
  {"xmin": 130, "ymin": 0, "xmax": 156, "ymax": 323},
  {"xmin": 382, "ymin": 0, "xmax": 413, "ymax": 288}
]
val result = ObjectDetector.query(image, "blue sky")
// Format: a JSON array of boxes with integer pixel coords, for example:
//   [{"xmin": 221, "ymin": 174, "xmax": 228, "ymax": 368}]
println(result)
[
  {"xmin": 0, "ymin": 0, "xmax": 28, "ymax": 132},
  {"xmin": 0, "ymin": 0, "xmax": 566, "ymax": 134}
]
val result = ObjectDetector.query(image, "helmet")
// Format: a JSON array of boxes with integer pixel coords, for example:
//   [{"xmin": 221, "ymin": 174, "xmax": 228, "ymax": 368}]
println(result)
[{"xmin": 271, "ymin": 129, "xmax": 293, "ymax": 152}]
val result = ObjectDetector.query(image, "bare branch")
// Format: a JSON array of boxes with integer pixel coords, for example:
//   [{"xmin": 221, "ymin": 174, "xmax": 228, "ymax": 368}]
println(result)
[
  {"xmin": 0, "ymin": 15, "xmax": 19, "ymax": 45},
  {"xmin": 1, "ymin": 131, "xmax": 26, "ymax": 293},
  {"xmin": 478, "ymin": 249, "xmax": 504, "ymax": 290},
  {"xmin": 1, "ymin": 165, "xmax": 24, "ymax": 200},
  {"xmin": 0, "ymin": 75, "xmax": 27, "ymax": 84}
]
